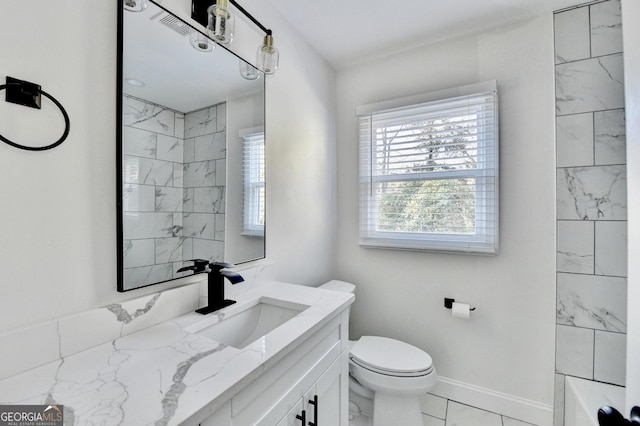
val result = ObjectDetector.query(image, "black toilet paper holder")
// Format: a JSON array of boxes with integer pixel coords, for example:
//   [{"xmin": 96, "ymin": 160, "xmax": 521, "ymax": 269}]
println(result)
[{"xmin": 444, "ymin": 298, "xmax": 476, "ymax": 311}]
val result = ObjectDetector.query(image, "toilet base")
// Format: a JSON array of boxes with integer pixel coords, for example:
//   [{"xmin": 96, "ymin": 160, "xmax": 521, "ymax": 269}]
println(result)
[
  {"xmin": 349, "ymin": 383, "xmax": 424, "ymax": 426},
  {"xmin": 372, "ymin": 391, "xmax": 423, "ymax": 426},
  {"xmin": 348, "ymin": 411, "xmax": 372, "ymax": 426},
  {"xmin": 349, "ymin": 382, "xmax": 373, "ymax": 425}
]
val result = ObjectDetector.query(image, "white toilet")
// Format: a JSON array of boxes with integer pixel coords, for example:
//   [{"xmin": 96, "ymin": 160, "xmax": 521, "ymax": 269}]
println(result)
[{"xmin": 319, "ymin": 280, "xmax": 437, "ymax": 426}]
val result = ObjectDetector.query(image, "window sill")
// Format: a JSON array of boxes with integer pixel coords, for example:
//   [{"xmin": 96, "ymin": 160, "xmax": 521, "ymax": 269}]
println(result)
[{"xmin": 359, "ymin": 238, "xmax": 498, "ymax": 256}]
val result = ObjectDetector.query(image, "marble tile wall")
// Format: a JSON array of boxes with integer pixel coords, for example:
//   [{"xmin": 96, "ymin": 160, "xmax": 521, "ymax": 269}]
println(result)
[
  {"xmin": 553, "ymin": 1, "xmax": 626, "ymax": 424},
  {"xmin": 122, "ymin": 96, "xmax": 226, "ymax": 289},
  {"xmin": 183, "ymin": 104, "xmax": 227, "ymax": 264},
  {"xmin": 123, "ymin": 95, "xmax": 186, "ymax": 288}
]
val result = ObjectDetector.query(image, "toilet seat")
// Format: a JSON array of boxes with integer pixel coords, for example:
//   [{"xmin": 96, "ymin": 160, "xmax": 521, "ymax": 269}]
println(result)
[{"xmin": 350, "ymin": 336, "xmax": 433, "ymax": 377}]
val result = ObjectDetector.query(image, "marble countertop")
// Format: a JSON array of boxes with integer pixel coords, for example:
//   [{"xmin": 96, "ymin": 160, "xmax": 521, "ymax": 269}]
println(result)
[{"xmin": 0, "ymin": 282, "xmax": 354, "ymax": 425}]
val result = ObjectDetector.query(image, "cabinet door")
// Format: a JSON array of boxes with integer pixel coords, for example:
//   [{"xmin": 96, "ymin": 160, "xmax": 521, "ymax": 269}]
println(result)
[
  {"xmin": 304, "ymin": 352, "xmax": 348, "ymax": 426},
  {"xmin": 276, "ymin": 399, "xmax": 305, "ymax": 426}
]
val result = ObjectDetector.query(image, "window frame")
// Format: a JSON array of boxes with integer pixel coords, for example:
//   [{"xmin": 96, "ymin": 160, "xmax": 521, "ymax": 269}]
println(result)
[{"xmin": 358, "ymin": 81, "xmax": 499, "ymax": 255}]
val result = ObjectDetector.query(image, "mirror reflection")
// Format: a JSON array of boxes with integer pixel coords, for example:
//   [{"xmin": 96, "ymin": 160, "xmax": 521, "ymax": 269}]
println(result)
[{"xmin": 117, "ymin": 0, "xmax": 265, "ymax": 291}]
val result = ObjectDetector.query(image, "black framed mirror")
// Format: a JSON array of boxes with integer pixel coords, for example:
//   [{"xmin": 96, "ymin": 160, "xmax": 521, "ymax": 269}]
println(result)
[{"xmin": 117, "ymin": 0, "xmax": 265, "ymax": 291}]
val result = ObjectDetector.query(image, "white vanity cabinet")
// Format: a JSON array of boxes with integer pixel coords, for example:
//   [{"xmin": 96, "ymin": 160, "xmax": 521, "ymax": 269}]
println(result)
[
  {"xmin": 275, "ymin": 400, "xmax": 304, "ymax": 426},
  {"xmin": 301, "ymin": 352, "xmax": 348, "ymax": 426},
  {"xmin": 199, "ymin": 307, "xmax": 350, "ymax": 426},
  {"xmin": 275, "ymin": 353, "xmax": 347, "ymax": 426}
]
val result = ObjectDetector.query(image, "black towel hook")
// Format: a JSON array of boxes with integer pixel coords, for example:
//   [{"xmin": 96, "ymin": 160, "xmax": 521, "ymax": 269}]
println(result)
[{"xmin": 0, "ymin": 76, "xmax": 70, "ymax": 151}]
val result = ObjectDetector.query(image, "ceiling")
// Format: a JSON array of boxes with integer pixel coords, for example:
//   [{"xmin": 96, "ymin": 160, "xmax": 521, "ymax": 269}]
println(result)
[
  {"xmin": 123, "ymin": 1, "xmax": 263, "ymax": 112},
  {"xmin": 265, "ymin": 0, "xmax": 582, "ymax": 69}
]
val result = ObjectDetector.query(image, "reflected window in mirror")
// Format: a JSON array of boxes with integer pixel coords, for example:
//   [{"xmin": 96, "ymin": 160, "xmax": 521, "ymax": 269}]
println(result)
[{"xmin": 241, "ymin": 128, "xmax": 265, "ymax": 238}]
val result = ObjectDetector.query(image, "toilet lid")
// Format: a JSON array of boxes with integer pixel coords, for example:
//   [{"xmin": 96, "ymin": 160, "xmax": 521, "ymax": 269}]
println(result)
[
  {"xmin": 318, "ymin": 280, "xmax": 356, "ymax": 293},
  {"xmin": 350, "ymin": 336, "xmax": 433, "ymax": 376}
]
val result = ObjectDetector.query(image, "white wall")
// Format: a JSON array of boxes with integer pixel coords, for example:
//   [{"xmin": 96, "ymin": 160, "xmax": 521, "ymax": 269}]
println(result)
[
  {"xmin": 0, "ymin": 0, "xmax": 119, "ymax": 332},
  {"xmin": 237, "ymin": 0, "xmax": 338, "ymax": 286},
  {"xmin": 335, "ymin": 16, "xmax": 557, "ymax": 418},
  {"xmin": 0, "ymin": 0, "xmax": 336, "ymax": 332},
  {"xmin": 622, "ymin": 0, "xmax": 640, "ymax": 412}
]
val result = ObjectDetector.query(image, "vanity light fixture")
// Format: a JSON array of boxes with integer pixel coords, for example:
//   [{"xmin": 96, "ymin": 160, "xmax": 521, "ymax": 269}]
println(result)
[
  {"xmin": 124, "ymin": 78, "xmax": 146, "ymax": 87},
  {"xmin": 189, "ymin": 31, "xmax": 216, "ymax": 52},
  {"xmin": 239, "ymin": 60, "xmax": 261, "ymax": 80},
  {"xmin": 257, "ymin": 33, "xmax": 279, "ymax": 75},
  {"xmin": 207, "ymin": 0, "xmax": 234, "ymax": 44},
  {"xmin": 192, "ymin": 0, "xmax": 280, "ymax": 75},
  {"xmin": 124, "ymin": 0, "xmax": 147, "ymax": 12}
]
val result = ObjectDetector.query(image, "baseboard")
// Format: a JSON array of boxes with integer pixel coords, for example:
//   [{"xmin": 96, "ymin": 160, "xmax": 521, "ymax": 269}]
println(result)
[{"xmin": 430, "ymin": 376, "xmax": 554, "ymax": 426}]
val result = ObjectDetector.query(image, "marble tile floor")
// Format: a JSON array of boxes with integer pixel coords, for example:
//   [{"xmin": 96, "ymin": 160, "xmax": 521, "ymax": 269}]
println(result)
[{"xmin": 349, "ymin": 393, "xmax": 536, "ymax": 426}]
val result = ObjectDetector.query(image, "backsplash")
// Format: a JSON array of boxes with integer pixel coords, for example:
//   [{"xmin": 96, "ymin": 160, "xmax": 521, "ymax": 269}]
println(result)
[
  {"xmin": 0, "ymin": 260, "xmax": 270, "ymax": 382},
  {"xmin": 0, "ymin": 282, "xmax": 200, "ymax": 381},
  {"xmin": 553, "ymin": 0, "xmax": 627, "ymax": 424},
  {"xmin": 122, "ymin": 95, "xmax": 227, "ymax": 290}
]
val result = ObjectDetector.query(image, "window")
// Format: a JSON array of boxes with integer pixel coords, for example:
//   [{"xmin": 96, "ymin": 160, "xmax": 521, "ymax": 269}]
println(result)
[
  {"xmin": 241, "ymin": 129, "xmax": 265, "ymax": 238},
  {"xmin": 358, "ymin": 81, "xmax": 499, "ymax": 254}
]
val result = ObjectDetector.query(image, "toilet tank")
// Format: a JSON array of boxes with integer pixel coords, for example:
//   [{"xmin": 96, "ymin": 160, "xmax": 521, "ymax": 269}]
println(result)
[{"xmin": 319, "ymin": 280, "xmax": 356, "ymax": 294}]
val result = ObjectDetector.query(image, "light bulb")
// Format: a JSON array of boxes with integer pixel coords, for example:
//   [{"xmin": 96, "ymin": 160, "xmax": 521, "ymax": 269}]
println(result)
[
  {"xmin": 207, "ymin": 0, "xmax": 234, "ymax": 44},
  {"xmin": 189, "ymin": 32, "xmax": 215, "ymax": 52},
  {"xmin": 257, "ymin": 34, "xmax": 279, "ymax": 75},
  {"xmin": 124, "ymin": 0, "xmax": 147, "ymax": 12},
  {"xmin": 239, "ymin": 60, "xmax": 261, "ymax": 80},
  {"xmin": 124, "ymin": 78, "xmax": 146, "ymax": 87}
]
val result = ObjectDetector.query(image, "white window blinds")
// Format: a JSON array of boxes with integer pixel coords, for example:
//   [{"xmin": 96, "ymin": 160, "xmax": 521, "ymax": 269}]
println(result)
[
  {"xmin": 242, "ymin": 131, "xmax": 265, "ymax": 237},
  {"xmin": 358, "ymin": 81, "xmax": 499, "ymax": 254}
]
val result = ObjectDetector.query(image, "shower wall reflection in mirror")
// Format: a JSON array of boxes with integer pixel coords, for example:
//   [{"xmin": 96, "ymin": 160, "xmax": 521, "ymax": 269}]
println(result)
[{"xmin": 117, "ymin": 0, "xmax": 265, "ymax": 291}]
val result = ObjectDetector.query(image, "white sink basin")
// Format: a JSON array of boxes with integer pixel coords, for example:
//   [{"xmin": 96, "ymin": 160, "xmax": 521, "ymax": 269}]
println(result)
[{"xmin": 188, "ymin": 297, "xmax": 310, "ymax": 349}]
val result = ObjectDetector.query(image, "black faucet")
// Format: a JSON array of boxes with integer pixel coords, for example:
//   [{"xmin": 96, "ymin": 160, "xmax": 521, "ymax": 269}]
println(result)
[
  {"xmin": 598, "ymin": 406, "xmax": 640, "ymax": 425},
  {"xmin": 177, "ymin": 260, "xmax": 245, "ymax": 315},
  {"xmin": 176, "ymin": 258, "xmax": 210, "ymax": 274}
]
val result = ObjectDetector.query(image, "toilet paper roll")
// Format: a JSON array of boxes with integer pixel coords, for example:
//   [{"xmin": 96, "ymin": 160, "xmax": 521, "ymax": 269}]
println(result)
[{"xmin": 451, "ymin": 302, "xmax": 471, "ymax": 319}]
